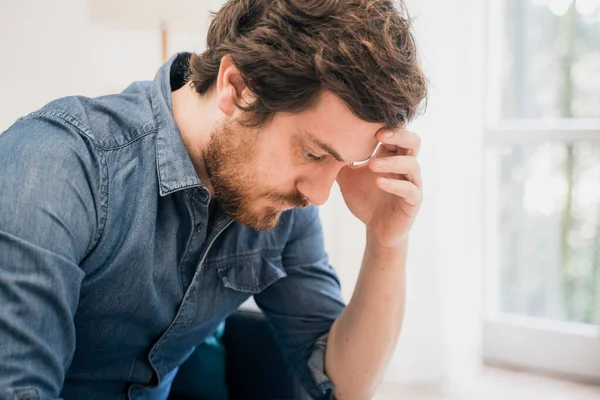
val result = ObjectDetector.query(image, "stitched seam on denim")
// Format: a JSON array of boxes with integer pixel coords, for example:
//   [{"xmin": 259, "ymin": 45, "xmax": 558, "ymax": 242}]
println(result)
[
  {"xmin": 149, "ymin": 79, "xmax": 203, "ymax": 196},
  {"xmin": 28, "ymin": 109, "xmax": 95, "ymax": 143},
  {"xmin": 279, "ymin": 256, "xmax": 330, "ymax": 270},
  {"xmin": 176, "ymin": 191, "xmax": 198, "ymax": 292},
  {"xmin": 219, "ymin": 270, "xmax": 286, "ymax": 292},
  {"xmin": 90, "ymin": 146, "xmax": 110, "ymax": 259},
  {"xmin": 102, "ymin": 128, "xmax": 157, "ymax": 151},
  {"xmin": 201, "ymin": 249, "xmax": 284, "ymax": 269},
  {"xmin": 30, "ymin": 108, "xmax": 157, "ymax": 152},
  {"xmin": 159, "ymin": 181, "xmax": 204, "ymax": 195},
  {"xmin": 150, "ymin": 78, "xmax": 166, "ymax": 196},
  {"xmin": 23, "ymin": 110, "xmax": 108, "ymax": 259},
  {"xmin": 145, "ymin": 204, "xmax": 231, "ymax": 388},
  {"xmin": 154, "ymin": 136, "xmax": 165, "ymax": 194}
]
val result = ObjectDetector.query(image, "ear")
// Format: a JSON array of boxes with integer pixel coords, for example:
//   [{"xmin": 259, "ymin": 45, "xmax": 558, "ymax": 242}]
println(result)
[{"xmin": 216, "ymin": 55, "xmax": 257, "ymax": 117}]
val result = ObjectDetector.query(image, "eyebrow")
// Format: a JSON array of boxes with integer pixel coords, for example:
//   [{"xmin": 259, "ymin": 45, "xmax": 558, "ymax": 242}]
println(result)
[{"xmin": 301, "ymin": 130, "xmax": 346, "ymax": 163}]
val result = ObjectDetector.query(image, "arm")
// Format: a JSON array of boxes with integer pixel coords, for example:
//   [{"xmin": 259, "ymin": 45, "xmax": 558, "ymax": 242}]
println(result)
[
  {"xmin": 0, "ymin": 112, "xmax": 101, "ymax": 399},
  {"xmin": 327, "ymin": 127, "xmax": 423, "ymax": 399},
  {"xmin": 325, "ymin": 238, "xmax": 407, "ymax": 399}
]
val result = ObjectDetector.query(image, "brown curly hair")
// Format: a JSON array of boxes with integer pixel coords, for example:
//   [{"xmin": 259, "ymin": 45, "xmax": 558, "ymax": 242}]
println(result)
[{"xmin": 187, "ymin": 0, "xmax": 427, "ymax": 128}]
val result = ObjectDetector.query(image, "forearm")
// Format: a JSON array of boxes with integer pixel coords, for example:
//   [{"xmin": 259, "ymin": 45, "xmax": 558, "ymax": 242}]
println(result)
[{"xmin": 325, "ymin": 235, "xmax": 408, "ymax": 399}]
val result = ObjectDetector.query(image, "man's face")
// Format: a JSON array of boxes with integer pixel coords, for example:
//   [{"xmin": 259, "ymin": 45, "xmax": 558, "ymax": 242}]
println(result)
[{"xmin": 202, "ymin": 91, "xmax": 382, "ymax": 230}]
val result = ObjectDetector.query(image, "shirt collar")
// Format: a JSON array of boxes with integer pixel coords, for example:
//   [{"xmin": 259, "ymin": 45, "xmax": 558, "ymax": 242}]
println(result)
[{"xmin": 150, "ymin": 52, "xmax": 205, "ymax": 196}]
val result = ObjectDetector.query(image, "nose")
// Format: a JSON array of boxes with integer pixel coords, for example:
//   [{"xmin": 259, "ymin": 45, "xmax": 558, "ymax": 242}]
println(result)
[{"xmin": 296, "ymin": 168, "xmax": 339, "ymax": 206}]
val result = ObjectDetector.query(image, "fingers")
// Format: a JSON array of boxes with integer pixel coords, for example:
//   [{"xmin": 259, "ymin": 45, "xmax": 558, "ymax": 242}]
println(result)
[
  {"xmin": 369, "ymin": 127, "xmax": 423, "ymax": 207},
  {"xmin": 377, "ymin": 128, "xmax": 421, "ymax": 157},
  {"xmin": 376, "ymin": 177, "xmax": 422, "ymax": 206},
  {"xmin": 369, "ymin": 155, "xmax": 422, "ymax": 188}
]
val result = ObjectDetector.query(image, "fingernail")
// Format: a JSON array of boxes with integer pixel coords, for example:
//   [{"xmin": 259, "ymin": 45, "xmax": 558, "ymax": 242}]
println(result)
[
  {"xmin": 380, "ymin": 178, "xmax": 390, "ymax": 185},
  {"xmin": 375, "ymin": 159, "xmax": 385, "ymax": 168},
  {"xmin": 385, "ymin": 131, "xmax": 394, "ymax": 138}
]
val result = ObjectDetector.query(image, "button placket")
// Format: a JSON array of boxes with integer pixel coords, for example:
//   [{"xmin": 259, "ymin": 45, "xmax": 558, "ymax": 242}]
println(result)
[
  {"xmin": 146, "ymin": 196, "xmax": 233, "ymax": 389},
  {"xmin": 179, "ymin": 189, "xmax": 209, "ymax": 294}
]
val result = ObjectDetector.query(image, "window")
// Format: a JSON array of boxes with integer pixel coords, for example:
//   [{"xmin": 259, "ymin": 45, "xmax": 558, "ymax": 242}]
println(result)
[{"xmin": 483, "ymin": 0, "xmax": 600, "ymax": 380}]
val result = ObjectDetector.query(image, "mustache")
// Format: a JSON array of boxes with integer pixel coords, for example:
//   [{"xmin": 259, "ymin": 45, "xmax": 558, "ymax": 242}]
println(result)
[{"xmin": 266, "ymin": 190, "xmax": 310, "ymax": 209}]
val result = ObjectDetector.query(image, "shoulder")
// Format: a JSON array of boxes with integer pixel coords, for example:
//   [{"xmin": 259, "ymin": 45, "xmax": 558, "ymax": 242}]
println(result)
[
  {"xmin": 1, "ymin": 106, "xmax": 101, "ymax": 167},
  {"xmin": 18, "ymin": 81, "xmax": 158, "ymax": 151},
  {"xmin": 0, "ymin": 109, "xmax": 105, "ymax": 260}
]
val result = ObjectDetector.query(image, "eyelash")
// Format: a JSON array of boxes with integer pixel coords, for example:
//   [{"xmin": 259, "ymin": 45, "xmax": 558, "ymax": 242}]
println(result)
[{"xmin": 303, "ymin": 148, "xmax": 327, "ymax": 163}]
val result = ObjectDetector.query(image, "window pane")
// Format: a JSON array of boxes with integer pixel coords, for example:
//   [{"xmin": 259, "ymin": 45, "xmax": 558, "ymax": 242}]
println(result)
[
  {"xmin": 490, "ymin": 141, "xmax": 600, "ymax": 324},
  {"xmin": 501, "ymin": 0, "xmax": 600, "ymax": 119}
]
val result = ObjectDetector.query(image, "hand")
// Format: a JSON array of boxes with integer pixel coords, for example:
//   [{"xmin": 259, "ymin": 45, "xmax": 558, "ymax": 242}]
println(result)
[{"xmin": 336, "ymin": 127, "xmax": 422, "ymax": 248}]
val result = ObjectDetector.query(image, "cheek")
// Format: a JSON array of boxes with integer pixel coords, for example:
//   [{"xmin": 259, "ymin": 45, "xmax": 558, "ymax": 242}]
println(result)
[
  {"xmin": 252, "ymin": 141, "xmax": 294, "ymax": 179},
  {"xmin": 250, "ymin": 127, "xmax": 302, "ymax": 189},
  {"xmin": 256, "ymin": 159, "xmax": 300, "ymax": 195}
]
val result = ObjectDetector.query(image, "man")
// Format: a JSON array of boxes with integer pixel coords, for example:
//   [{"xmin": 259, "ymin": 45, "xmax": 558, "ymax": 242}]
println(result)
[{"xmin": 0, "ymin": 0, "xmax": 427, "ymax": 399}]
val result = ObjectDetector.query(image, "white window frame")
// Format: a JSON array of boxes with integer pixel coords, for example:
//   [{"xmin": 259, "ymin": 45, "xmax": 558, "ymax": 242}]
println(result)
[{"xmin": 482, "ymin": 0, "xmax": 600, "ymax": 383}]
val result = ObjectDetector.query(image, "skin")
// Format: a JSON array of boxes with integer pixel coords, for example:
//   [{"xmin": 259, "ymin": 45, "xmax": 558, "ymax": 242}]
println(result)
[{"xmin": 172, "ymin": 55, "xmax": 423, "ymax": 399}]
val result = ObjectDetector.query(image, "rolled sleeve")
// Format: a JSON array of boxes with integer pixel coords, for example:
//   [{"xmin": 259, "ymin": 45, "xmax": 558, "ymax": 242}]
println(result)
[
  {"xmin": 307, "ymin": 333, "xmax": 334, "ymax": 395},
  {"xmin": 254, "ymin": 206, "xmax": 344, "ymax": 399}
]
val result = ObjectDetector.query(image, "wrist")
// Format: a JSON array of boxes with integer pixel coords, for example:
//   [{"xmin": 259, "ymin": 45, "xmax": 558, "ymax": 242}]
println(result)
[{"xmin": 365, "ymin": 231, "xmax": 409, "ymax": 259}]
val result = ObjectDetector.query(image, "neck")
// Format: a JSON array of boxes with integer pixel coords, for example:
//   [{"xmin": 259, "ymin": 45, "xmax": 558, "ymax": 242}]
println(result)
[{"xmin": 172, "ymin": 82, "xmax": 220, "ymax": 195}]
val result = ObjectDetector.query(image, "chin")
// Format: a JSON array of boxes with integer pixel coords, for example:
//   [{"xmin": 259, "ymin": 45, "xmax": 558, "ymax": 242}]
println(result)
[
  {"xmin": 232, "ymin": 204, "xmax": 282, "ymax": 231},
  {"xmin": 254, "ymin": 208, "xmax": 283, "ymax": 231}
]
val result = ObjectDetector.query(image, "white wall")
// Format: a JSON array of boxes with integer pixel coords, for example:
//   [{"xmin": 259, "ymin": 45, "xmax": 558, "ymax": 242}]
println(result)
[
  {"xmin": 0, "ymin": 0, "xmax": 207, "ymax": 132},
  {"xmin": 0, "ymin": 0, "xmax": 99, "ymax": 130}
]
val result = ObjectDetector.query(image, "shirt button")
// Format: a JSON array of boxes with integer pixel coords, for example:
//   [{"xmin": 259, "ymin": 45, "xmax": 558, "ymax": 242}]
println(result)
[
  {"xmin": 195, "ymin": 224, "xmax": 203, "ymax": 233},
  {"xmin": 198, "ymin": 189, "xmax": 209, "ymax": 202}
]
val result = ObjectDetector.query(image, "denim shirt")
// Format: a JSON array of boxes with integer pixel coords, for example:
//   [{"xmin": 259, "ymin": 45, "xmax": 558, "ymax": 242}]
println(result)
[{"xmin": 0, "ymin": 54, "xmax": 345, "ymax": 400}]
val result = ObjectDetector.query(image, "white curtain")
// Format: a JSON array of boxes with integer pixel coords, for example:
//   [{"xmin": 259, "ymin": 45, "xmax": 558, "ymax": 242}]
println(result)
[{"xmin": 321, "ymin": 0, "xmax": 487, "ymax": 387}]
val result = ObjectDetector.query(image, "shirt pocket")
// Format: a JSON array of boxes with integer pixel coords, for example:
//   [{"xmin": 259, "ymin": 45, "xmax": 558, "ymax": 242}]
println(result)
[{"xmin": 216, "ymin": 253, "xmax": 287, "ymax": 294}]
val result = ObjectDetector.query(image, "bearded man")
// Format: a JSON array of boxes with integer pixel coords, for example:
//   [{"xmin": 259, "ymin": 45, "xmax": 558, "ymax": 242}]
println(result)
[{"xmin": 0, "ymin": 1, "xmax": 427, "ymax": 399}]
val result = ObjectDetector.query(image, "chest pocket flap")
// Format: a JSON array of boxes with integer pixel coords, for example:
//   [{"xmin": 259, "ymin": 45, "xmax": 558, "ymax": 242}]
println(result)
[{"xmin": 217, "ymin": 254, "xmax": 287, "ymax": 294}]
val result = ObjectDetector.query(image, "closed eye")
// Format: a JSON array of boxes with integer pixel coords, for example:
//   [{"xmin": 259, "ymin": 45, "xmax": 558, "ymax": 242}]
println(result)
[{"xmin": 303, "ymin": 148, "xmax": 327, "ymax": 163}]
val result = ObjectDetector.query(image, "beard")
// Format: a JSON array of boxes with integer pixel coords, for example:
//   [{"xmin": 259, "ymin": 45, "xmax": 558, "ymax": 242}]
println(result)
[{"xmin": 202, "ymin": 120, "xmax": 310, "ymax": 231}]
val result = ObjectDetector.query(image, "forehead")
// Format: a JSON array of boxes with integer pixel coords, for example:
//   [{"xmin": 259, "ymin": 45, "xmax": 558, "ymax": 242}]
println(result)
[{"xmin": 286, "ymin": 91, "xmax": 383, "ymax": 159}]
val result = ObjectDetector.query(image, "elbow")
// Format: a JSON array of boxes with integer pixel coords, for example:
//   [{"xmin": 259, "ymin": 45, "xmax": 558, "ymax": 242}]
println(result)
[{"xmin": 331, "ymin": 381, "xmax": 379, "ymax": 400}]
